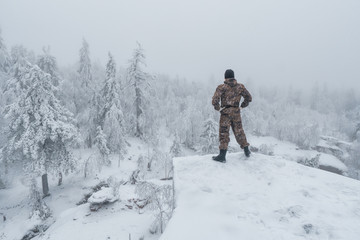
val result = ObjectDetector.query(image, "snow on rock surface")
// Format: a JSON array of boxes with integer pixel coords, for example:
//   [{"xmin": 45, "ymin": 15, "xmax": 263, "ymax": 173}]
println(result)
[
  {"xmin": 87, "ymin": 187, "xmax": 118, "ymax": 204},
  {"xmin": 161, "ymin": 153, "xmax": 360, "ymax": 240},
  {"xmin": 318, "ymin": 154, "xmax": 347, "ymax": 172}
]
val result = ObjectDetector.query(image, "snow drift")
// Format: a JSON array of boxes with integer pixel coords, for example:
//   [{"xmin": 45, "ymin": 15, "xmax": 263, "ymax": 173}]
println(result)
[{"xmin": 161, "ymin": 152, "xmax": 360, "ymax": 240}]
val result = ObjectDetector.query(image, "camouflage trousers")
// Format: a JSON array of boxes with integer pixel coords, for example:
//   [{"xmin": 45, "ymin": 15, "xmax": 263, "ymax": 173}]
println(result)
[{"xmin": 219, "ymin": 107, "xmax": 249, "ymax": 150}]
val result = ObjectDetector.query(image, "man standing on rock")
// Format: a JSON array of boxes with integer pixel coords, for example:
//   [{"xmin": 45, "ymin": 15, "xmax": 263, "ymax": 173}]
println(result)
[{"xmin": 212, "ymin": 69, "xmax": 252, "ymax": 162}]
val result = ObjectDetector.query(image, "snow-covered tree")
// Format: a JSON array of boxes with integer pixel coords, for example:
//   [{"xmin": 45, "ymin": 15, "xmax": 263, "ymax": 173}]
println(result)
[
  {"xmin": 200, "ymin": 117, "xmax": 218, "ymax": 154},
  {"xmin": 181, "ymin": 99, "xmax": 202, "ymax": 150},
  {"xmin": 94, "ymin": 126, "xmax": 110, "ymax": 166},
  {"xmin": 169, "ymin": 132, "xmax": 182, "ymax": 157},
  {"xmin": 127, "ymin": 43, "xmax": 151, "ymax": 138},
  {"xmin": 37, "ymin": 46, "xmax": 60, "ymax": 86},
  {"xmin": 100, "ymin": 53, "xmax": 126, "ymax": 155},
  {"xmin": 2, "ymin": 63, "xmax": 78, "ymax": 178},
  {"xmin": 0, "ymin": 29, "xmax": 11, "ymax": 73},
  {"xmin": 4, "ymin": 46, "xmax": 34, "ymax": 98},
  {"xmin": 73, "ymin": 38, "xmax": 94, "ymax": 147},
  {"xmin": 78, "ymin": 38, "xmax": 92, "ymax": 88}
]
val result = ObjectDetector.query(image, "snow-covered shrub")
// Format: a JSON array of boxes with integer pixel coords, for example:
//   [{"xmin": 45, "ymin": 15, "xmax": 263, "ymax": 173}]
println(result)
[
  {"xmin": 258, "ymin": 144, "xmax": 274, "ymax": 156},
  {"xmin": 137, "ymin": 155, "xmax": 147, "ymax": 173},
  {"xmin": 83, "ymin": 154, "xmax": 102, "ymax": 178},
  {"xmin": 94, "ymin": 126, "xmax": 110, "ymax": 166},
  {"xmin": 129, "ymin": 169, "xmax": 142, "ymax": 184},
  {"xmin": 293, "ymin": 124, "xmax": 320, "ymax": 149},
  {"xmin": 136, "ymin": 181, "xmax": 174, "ymax": 234},
  {"xmin": 297, "ymin": 154, "xmax": 320, "ymax": 168},
  {"xmin": 107, "ymin": 176, "xmax": 122, "ymax": 197},
  {"xmin": 146, "ymin": 150, "xmax": 173, "ymax": 179},
  {"xmin": 29, "ymin": 179, "xmax": 51, "ymax": 220}
]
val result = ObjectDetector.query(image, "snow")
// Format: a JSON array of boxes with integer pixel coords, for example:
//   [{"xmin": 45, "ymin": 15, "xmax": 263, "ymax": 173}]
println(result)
[
  {"xmin": 318, "ymin": 154, "xmax": 347, "ymax": 171},
  {"xmin": 0, "ymin": 136, "xmax": 357, "ymax": 240},
  {"xmin": 161, "ymin": 152, "xmax": 360, "ymax": 240},
  {"xmin": 87, "ymin": 187, "xmax": 118, "ymax": 204},
  {"xmin": 0, "ymin": 138, "xmax": 161, "ymax": 240},
  {"xmin": 246, "ymin": 135, "xmax": 348, "ymax": 173},
  {"xmin": 317, "ymin": 139, "xmax": 343, "ymax": 152},
  {"xmin": 32, "ymin": 203, "xmax": 156, "ymax": 240}
]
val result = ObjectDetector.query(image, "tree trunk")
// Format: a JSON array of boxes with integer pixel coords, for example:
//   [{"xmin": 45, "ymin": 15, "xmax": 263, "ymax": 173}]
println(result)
[
  {"xmin": 160, "ymin": 211, "xmax": 163, "ymax": 233},
  {"xmin": 58, "ymin": 172, "xmax": 63, "ymax": 186},
  {"xmin": 42, "ymin": 174, "xmax": 49, "ymax": 197}
]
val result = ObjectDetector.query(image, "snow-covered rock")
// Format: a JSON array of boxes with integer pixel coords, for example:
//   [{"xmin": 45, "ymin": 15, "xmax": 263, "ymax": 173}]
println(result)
[
  {"xmin": 318, "ymin": 153, "xmax": 348, "ymax": 175},
  {"xmin": 87, "ymin": 187, "xmax": 118, "ymax": 205},
  {"xmin": 247, "ymin": 135, "xmax": 348, "ymax": 175},
  {"xmin": 161, "ymin": 152, "xmax": 360, "ymax": 240}
]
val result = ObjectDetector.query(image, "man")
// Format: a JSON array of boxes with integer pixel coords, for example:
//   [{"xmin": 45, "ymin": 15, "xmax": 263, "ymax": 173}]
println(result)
[{"xmin": 212, "ymin": 69, "xmax": 252, "ymax": 162}]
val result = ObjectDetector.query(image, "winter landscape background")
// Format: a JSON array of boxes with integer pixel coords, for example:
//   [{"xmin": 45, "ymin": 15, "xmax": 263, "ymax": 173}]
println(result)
[{"xmin": 1, "ymin": 0, "xmax": 360, "ymax": 239}]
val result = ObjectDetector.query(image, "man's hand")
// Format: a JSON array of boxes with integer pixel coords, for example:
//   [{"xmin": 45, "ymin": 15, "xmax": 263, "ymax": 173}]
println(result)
[{"xmin": 214, "ymin": 105, "xmax": 220, "ymax": 111}]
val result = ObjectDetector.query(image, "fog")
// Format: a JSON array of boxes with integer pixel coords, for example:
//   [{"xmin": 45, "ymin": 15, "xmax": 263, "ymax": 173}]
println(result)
[{"xmin": 1, "ymin": 0, "xmax": 359, "ymax": 89}]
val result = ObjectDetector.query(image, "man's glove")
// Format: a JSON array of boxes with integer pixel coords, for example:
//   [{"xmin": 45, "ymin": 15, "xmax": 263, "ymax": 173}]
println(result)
[
  {"xmin": 214, "ymin": 105, "xmax": 220, "ymax": 111},
  {"xmin": 240, "ymin": 102, "xmax": 248, "ymax": 108}
]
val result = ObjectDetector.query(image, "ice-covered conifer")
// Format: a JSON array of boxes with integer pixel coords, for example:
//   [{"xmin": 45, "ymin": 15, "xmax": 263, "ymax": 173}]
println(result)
[
  {"xmin": 100, "ymin": 53, "xmax": 126, "ymax": 154},
  {"xmin": 169, "ymin": 132, "xmax": 182, "ymax": 157},
  {"xmin": 127, "ymin": 43, "xmax": 151, "ymax": 138},
  {"xmin": 94, "ymin": 126, "xmax": 110, "ymax": 166},
  {"xmin": 0, "ymin": 29, "xmax": 11, "ymax": 73},
  {"xmin": 2, "ymin": 63, "xmax": 78, "ymax": 177},
  {"xmin": 4, "ymin": 46, "xmax": 33, "ymax": 97},
  {"xmin": 73, "ymin": 38, "xmax": 94, "ymax": 147},
  {"xmin": 200, "ymin": 117, "xmax": 218, "ymax": 154},
  {"xmin": 37, "ymin": 46, "xmax": 60, "ymax": 86},
  {"xmin": 78, "ymin": 38, "xmax": 92, "ymax": 88},
  {"xmin": 29, "ymin": 178, "xmax": 51, "ymax": 220}
]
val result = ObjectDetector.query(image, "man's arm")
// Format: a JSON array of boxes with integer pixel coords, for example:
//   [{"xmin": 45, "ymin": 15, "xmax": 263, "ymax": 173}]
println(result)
[
  {"xmin": 212, "ymin": 85, "xmax": 222, "ymax": 111},
  {"xmin": 240, "ymin": 85, "xmax": 252, "ymax": 108}
]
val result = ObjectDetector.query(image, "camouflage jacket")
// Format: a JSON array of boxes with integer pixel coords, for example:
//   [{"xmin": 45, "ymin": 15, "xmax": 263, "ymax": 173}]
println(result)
[{"xmin": 212, "ymin": 78, "xmax": 252, "ymax": 111}]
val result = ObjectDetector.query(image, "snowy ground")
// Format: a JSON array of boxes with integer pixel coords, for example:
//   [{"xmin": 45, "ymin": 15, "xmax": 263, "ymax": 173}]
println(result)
[
  {"xmin": 0, "ymin": 135, "xmax": 357, "ymax": 240},
  {"xmin": 0, "ymin": 138, "xmax": 166, "ymax": 240},
  {"xmin": 161, "ymin": 152, "xmax": 360, "ymax": 240}
]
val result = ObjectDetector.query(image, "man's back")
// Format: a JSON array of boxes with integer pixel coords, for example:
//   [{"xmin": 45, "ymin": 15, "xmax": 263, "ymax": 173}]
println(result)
[{"xmin": 212, "ymin": 78, "xmax": 252, "ymax": 109}]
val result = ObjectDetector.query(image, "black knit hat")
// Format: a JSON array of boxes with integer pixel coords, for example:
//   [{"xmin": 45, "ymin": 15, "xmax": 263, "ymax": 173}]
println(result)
[{"xmin": 224, "ymin": 69, "xmax": 234, "ymax": 79}]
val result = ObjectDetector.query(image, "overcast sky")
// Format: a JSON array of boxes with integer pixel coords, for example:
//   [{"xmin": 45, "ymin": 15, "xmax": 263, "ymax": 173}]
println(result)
[{"xmin": 0, "ymin": 0, "xmax": 359, "ymax": 89}]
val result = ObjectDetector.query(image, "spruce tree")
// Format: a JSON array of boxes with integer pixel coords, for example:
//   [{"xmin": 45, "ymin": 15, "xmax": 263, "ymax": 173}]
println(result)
[
  {"xmin": 127, "ymin": 43, "xmax": 150, "ymax": 138},
  {"xmin": 5, "ymin": 46, "xmax": 32, "ymax": 98},
  {"xmin": 75, "ymin": 38, "xmax": 94, "ymax": 147},
  {"xmin": 94, "ymin": 126, "xmax": 110, "ymax": 166},
  {"xmin": 29, "ymin": 178, "xmax": 51, "ymax": 220},
  {"xmin": 200, "ymin": 117, "xmax": 218, "ymax": 154},
  {"xmin": 78, "ymin": 38, "xmax": 92, "ymax": 88},
  {"xmin": 37, "ymin": 46, "xmax": 60, "ymax": 86},
  {"xmin": 170, "ymin": 132, "xmax": 182, "ymax": 157},
  {"xmin": 0, "ymin": 29, "xmax": 11, "ymax": 73},
  {"xmin": 2, "ymin": 62, "xmax": 78, "ymax": 178},
  {"xmin": 100, "ymin": 53, "xmax": 126, "ymax": 155}
]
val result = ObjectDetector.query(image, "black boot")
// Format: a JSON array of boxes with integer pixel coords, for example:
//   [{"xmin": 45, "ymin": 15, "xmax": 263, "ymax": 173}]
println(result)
[
  {"xmin": 212, "ymin": 149, "xmax": 227, "ymax": 163},
  {"xmin": 244, "ymin": 146, "xmax": 251, "ymax": 157}
]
